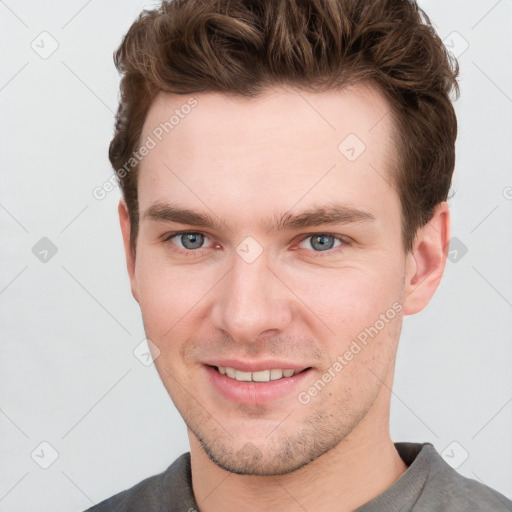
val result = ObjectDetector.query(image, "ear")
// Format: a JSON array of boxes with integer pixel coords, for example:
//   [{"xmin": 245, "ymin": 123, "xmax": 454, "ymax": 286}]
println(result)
[
  {"xmin": 403, "ymin": 201, "xmax": 451, "ymax": 316},
  {"xmin": 118, "ymin": 199, "xmax": 139, "ymax": 303}
]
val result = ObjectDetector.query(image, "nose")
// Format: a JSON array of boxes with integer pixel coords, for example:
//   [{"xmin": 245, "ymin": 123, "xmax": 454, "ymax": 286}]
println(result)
[{"xmin": 211, "ymin": 250, "xmax": 294, "ymax": 344}]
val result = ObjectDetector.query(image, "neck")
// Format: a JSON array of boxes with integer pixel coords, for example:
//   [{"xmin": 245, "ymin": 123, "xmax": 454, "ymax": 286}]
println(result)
[{"xmin": 188, "ymin": 385, "xmax": 407, "ymax": 512}]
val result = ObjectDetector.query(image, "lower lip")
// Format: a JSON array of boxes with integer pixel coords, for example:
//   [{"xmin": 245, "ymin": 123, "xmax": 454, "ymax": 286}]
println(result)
[{"xmin": 204, "ymin": 365, "xmax": 312, "ymax": 405}]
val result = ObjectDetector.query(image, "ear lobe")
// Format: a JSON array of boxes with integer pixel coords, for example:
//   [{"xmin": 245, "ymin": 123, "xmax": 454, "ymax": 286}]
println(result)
[
  {"xmin": 118, "ymin": 199, "xmax": 139, "ymax": 303},
  {"xmin": 403, "ymin": 202, "xmax": 451, "ymax": 316}
]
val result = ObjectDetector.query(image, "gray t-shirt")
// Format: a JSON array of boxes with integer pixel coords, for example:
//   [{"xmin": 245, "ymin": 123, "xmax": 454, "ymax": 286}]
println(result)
[{"xmin": 85, "ymin": 442, "xmax": 512, "ymax": 511}]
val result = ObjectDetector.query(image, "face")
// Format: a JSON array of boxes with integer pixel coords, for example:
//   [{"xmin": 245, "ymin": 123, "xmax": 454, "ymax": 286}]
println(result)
[{"xmin": 120, "ymin": 84, "xmax": 435, "ymax": 475}]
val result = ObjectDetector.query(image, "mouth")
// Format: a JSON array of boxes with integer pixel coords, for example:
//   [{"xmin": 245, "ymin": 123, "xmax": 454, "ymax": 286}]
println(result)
[
  {"xmin": 204, "ymin": 362, "xmax": 313, "ymax": 405},
  {"xmin": 214, "ymin": 366, "xmax": 306, "ymax": 382}
]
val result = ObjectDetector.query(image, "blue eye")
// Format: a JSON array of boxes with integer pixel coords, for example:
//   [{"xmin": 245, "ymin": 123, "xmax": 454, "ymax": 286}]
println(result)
[
  {"xmin": 164, "ymin": 231, "xmax": 213, "ymax": 253},
  {"xmin": 177, "ymin": 232, "xmax": 205, "ymax": 250},
  {"xmin": 298, "ymin": 234, "xmax": 343, "ymax": 252}
]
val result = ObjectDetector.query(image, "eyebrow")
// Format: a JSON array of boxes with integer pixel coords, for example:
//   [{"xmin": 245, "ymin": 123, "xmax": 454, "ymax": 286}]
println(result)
[{"xmin": 143, "ymin": 202, "xmax": 376, "ymax": 233}]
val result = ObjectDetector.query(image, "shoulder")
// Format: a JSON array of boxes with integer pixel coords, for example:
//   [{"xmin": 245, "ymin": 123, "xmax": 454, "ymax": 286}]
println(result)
[
  {"xmin": 84, "ymin": 453, "xmax": 193, "ymax": 512},
  {"xmin": 415, "ymin": 444, "xmax": 512, "ymax": 511}
]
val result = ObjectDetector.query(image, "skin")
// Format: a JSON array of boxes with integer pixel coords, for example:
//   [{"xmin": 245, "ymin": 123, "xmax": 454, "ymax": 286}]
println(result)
[{"xmin": 119, "ymin": 83, "xmax": 450, "ymax": 511}]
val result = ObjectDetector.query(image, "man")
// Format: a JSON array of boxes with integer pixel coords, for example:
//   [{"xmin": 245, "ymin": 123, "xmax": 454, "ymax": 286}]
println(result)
[{"xmin": 87, "ymin": 0, "xmax": 512, "ymax": 510}]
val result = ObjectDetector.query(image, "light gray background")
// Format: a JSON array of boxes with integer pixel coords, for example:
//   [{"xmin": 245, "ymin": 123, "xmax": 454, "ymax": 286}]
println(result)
[{"xmin": 1, "ymin": 1, "xmax": 511, "ymax": 511}]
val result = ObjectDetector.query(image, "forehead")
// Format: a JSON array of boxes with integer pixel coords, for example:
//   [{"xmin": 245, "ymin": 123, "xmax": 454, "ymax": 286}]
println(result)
[{"xmin": 137, "ymin": 84, "xmax": 398, "ymax": 225}]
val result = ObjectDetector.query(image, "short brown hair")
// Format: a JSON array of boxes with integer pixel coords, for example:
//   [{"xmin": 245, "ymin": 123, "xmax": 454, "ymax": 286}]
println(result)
[{"xmin": 109, "ymin": 0, "xmax": 459, "ymax": 253}]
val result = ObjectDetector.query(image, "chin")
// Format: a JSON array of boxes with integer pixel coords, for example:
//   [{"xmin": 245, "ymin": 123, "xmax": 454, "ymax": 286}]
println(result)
[{"xmin": 190, "ymin": 420, "xmax": 345, "ymax": 476}]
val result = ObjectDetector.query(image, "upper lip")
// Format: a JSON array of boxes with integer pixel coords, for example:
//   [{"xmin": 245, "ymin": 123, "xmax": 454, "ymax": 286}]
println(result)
[{"xmin": 203, "ymin": 359, "xmax": 311, "ymax": 372}]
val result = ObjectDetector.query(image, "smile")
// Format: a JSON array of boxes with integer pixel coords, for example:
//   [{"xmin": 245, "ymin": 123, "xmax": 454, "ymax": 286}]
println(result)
[
  {"xmin": 206, "ymin": 364, "xmax": 312, "ymax": 405},
  {"xmin": 216, "ymin": 366, "xmax": 304, "ymax": 382}
]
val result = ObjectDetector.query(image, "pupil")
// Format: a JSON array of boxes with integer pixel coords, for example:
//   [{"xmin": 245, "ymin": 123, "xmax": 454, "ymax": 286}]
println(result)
[{"xmin": 181, "ymin": 233, "xmax": 204, "ymax": 249}]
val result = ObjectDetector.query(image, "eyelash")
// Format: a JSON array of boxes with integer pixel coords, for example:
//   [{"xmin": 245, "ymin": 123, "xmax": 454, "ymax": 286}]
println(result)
[{"xmin": 161, "ymin": 230, "xmax": 351, "ymax": 257}]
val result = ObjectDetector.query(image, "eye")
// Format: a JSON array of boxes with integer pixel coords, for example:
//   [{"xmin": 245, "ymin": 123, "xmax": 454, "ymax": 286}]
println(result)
[
  {"xmin": 297, "ymin": 234, "xmax": 345, "ymax": 253},
  {"xmin": 162, "ymin": 231, "xmax": 214, "ymax": 253}
]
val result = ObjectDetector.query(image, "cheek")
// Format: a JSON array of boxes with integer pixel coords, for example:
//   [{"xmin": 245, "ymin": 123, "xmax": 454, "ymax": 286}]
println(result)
[
  {"xmin": 283, "ymin": 263, "xmax": 404, "ymax": 382},
  {"xmin": 285, "ymin": 263, "xmax": 403, "ymax": 331},
  {"xmin": 134, "ymin": 251, "xmax": 234, "ymax": 357},
  {"xmin": 134, "ymin": 254, "xmax": 206, "ymax": 340}
]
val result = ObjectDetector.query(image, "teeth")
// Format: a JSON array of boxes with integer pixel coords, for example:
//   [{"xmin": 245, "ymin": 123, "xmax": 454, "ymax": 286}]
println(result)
[
  {"xmin": 252, "ymin": 370, "xmax": 270, "ymax": 382},
  {"xmin": 270, "ymin": 369, "xmax": 283, "ymax": 380},
  {"xmin": 235, "ymin": 370, "xmax": 252, "ymax": 382},
  {"xmin": 217, "ymin": 366, "xmax": 301, "ymax": 382}
]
